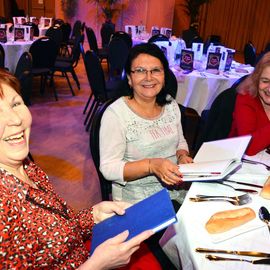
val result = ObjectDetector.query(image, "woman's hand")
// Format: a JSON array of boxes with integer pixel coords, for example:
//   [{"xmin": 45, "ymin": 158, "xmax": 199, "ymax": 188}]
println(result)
[
  {"xmin": 79, "ymin": 230, "xmax": 153, "ymax": 270},
  {"xmin": 149, "ymin": 158, "xmax": 182, "ymax": 185},
  {"xmin": 176, "ymin": 150, "xmax": 193, "ymax": 164},
  {"xmin": 92, "ymin": 201, "xmax": 132, "ymax": 224}
]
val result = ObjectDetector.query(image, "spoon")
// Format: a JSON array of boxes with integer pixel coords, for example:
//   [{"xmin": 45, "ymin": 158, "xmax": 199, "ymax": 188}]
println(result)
[{"xmin": 259, "ymin": 206, "xmax": 270, "ymax": 234}]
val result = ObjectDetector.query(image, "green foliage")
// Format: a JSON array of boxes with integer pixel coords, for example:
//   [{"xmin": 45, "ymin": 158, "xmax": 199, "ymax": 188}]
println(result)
[
  {"xmin": 86, "ymin": 0, "xmax": 121, "ymax": 20},
  {"xmin": 181, "ymin": 0, "xmax": 211, "ymax": 25},
  {"xmin": 61, "ymin": 0, "xmax": 78, "ymax": 19}
]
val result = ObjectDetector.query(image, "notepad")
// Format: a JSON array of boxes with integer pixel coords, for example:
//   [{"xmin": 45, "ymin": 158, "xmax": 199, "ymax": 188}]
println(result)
[
  {"xmin": 179, "ymin": 135, "xmax": 252, "ymax": 181},
  {"xmin": 90, "ymin": 189, "xmax": 177, "ymax": 255}
]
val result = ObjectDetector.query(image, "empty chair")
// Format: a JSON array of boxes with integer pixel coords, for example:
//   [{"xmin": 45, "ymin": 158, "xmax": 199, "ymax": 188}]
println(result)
[
  {"xmin": 244, "ymin": 42, "xmax": 256, "ymax": 66},
  {"xmin": 148, "ymin": 34, "xmax": 170, "ymax": 44},
  {"xmin": 29, "ymin": 37, "xmax": 58, "ymax": 100},
  {"xmin": 68, "ymin": 20, "xmax": 82, "ymax": 46},
  {"xmin": 15, "ymin": 52, "xmax": 33, "ymax": 105},
  {"xmin": 110, "ymin": 31, "xmax": 132, "ymax": 49},
  {"xmin": 45, "ymin": 26, "xmax": 63, "ymax": 55},
  {"xmin": 53, "ymin": 34, "xmax": 83, "ymax": 96},
  {"xmin": 85, "ymin": 26, "xmax": 108, "ymax": 63},
  {"xmin": 60, "ymin": 22, "xmax": 72, "ymax": 56},
  {"xmin": 101, "ymin": 22, "xmax": 115, "ymax": 48},
  {"xmin": 107, "ymin": 38, "xmax": 129, "ymax": 80},
  {"xmin": 83, "ymin": 50, "xmax": 123, "ymax": 131}
]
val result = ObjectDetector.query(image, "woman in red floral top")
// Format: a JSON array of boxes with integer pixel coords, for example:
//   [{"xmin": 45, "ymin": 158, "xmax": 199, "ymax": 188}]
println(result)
[{"xmin": 0, "ymin": 70, "xmax": 160, "ymax": 269}]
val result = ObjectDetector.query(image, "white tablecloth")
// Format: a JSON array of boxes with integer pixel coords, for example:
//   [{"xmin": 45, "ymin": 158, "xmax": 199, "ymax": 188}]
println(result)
[
  {"xmin": 1, "ymin": 40, "xmax": 33, "ymax": 73},
  {"xmin": 172, "ymin": 67, "xmax": 252, "ymax": 115},
  {"xmin": 160, "ymin": 162, "xmax": 270, "ymax": 270}
]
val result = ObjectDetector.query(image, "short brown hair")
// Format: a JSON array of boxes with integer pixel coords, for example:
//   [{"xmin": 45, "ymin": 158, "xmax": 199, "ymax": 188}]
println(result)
[{"xmin": 0, "ymin": 68, "xmax": 21, "ymax": 98}]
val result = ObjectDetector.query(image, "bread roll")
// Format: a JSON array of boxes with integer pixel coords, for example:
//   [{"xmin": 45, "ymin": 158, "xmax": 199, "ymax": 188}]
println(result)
[
  {"xmin": 260, "ymin": 176, "xmax": 270, "ymax": 199},
  {"xmin": 205, "ymin": 207, "xmax": 256, "ymax": 234}
]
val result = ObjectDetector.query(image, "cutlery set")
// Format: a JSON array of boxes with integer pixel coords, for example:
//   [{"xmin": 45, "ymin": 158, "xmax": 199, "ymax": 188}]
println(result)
[{"xmin": 196, "ymin": 248, "xmax": 270, "ymax": 265}]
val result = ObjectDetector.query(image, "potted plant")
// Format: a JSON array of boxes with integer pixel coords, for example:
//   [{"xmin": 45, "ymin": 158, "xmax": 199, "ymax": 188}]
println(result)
[{"xmin": 87, "ymin": 0, "xmax": 122, "ymax": 23}]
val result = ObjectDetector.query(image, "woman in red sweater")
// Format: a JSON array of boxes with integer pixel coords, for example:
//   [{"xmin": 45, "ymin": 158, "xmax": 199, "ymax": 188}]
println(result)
[{"xmin": 229, "ymin": 52, "xmax": 270, "ymax": 155}]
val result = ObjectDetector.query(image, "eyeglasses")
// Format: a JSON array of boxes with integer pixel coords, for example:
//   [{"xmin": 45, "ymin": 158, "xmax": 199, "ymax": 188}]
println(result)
[{"xmin": 130, "ymin": 67, "xmax": 164, "ymax": 77}]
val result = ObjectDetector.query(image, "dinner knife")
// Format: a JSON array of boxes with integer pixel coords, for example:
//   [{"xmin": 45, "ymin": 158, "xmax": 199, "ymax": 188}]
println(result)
[
  {"xmin": 196, "ymin": 248, "xmax": 270, "ymax": 257},
  {"xmin": 223, "ymin": 179, "xmax": 263, "ymax": 188},
  {"xmin": 206, "ymin": 255, "xmax": 270, "ymax": 264}
]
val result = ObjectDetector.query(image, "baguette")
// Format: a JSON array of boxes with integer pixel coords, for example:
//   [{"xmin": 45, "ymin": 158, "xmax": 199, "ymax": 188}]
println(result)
[
  {"xmin": 260, "ymin": 176, "xmax": 270, "ymax": 199},
  {"xmin": 205, "ymin": 207, "xmax": 256, "ymax": 234}
]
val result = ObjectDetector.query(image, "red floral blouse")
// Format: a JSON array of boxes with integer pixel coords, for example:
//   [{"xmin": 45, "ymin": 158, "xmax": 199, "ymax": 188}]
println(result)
[{"xmin": 0, "ymin": 160, "xmax": 94, "ymax": 269}]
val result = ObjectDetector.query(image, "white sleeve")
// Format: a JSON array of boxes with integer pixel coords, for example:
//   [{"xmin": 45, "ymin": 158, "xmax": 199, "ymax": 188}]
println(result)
[{"xmin": 99, "ymin": 107, "xmax": 127, "ymax": 185}]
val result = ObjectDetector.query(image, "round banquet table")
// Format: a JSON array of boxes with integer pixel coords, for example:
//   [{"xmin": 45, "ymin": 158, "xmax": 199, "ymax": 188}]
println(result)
[{"xmin": 1, "ymin": 40, "xmax": 34, "ymax": 73}]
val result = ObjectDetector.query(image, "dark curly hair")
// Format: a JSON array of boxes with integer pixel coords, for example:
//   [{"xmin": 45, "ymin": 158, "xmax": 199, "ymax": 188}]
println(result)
[{"xmin": 124, "ymin": 43, "xmax": 173, "ymax": 106}]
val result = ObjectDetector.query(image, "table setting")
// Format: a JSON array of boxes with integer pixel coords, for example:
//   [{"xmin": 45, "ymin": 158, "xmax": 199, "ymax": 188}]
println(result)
[{"xmin": 160, "ymin": 150, "xmax": 270, "ymax": 270}]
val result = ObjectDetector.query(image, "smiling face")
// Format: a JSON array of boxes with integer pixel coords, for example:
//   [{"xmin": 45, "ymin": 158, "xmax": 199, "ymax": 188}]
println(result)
[
  {"xmin": 258, "ymin": 66, "xmax": 270, "ymax": 109},
  {"xmin": 0, "ymin": 83, "xmax": 32, "ymax": 169},
  {"xmin": 127, "ymin": 53, "xmax": 165, "ymax": 102}
]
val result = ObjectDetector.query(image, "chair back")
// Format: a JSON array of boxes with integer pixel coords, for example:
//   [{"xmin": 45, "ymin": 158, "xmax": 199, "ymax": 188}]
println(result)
[
  {"xmin": 101, "ymin": 22, "xmax": 115, "ymax": 48},
  {"xmin": 71, "ymin": 20, "xmax": 82, "ymax": 39},
  {"xmin": 29, "ymin": 37, "xmax": 58, "ymax": 69},
  {"xmin": 0, "ymin": 43, "xmax": 4, "ymax": 68},
  {"xmin": 45, "ymin": 26, "xmax": 63, "ymax": 54},
  {"xmin": 70, "ymin": 33, "xmax": 84, "ymax": 66},
  {"xmin": 244, "ymin": 42, "xmax": 256, "ymax": 66},
  {"xmin": 194, "ymin": 76, "xmax": 248, "ymax": 154},
  {"xmin": 108, "ymin": 38, "xmax": 129, "ymax": 80},
  {"xmin": 23, "ymin": 22, "xmax": 39, "ymax": 37},
  {"xmin": 85, "ymin": 26, "xmax": 99, "ymax": 54},
  {"xmin": 89, "ymin": 98, "xmax": 117, "ymax": 200},
  {"xmin": 60, "ymin": 22, "xmax": 72, "ymax": 44},
  {"xmin": 15, "ymin": 52, "xmax": 32, "ymax": 105},
  {"xmin": 111, "ymin": 31, "xmax": 132, "ymax": 49},
  {"xmin": 84, "ymin": 50, "xmax": 107, "ymax": 100}
]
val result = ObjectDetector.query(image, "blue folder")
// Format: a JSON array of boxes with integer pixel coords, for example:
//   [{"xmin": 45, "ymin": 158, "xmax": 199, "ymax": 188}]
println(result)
[{"xmin": 90, "ymin": 188, "xmax": 177, "ymax": 255}]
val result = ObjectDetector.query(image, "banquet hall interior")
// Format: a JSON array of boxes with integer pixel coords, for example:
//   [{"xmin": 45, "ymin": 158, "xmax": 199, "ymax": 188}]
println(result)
[
  {"xmin": 1, "ymin": 1, "xmax": 270, "ymax": 268},
  {"xmin": 0, "ymin": 0, "xmax": 269, "ymax": 209}
]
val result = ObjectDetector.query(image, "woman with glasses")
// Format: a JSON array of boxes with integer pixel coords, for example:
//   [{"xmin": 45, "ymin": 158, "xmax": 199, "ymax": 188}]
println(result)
[
  {"xmin": 229, "ymin": 52, "xmax": 270, "ymax": 155},
  {"xmin": 100, "ymin": 43, "xmax": 193, "ymax": 206}
]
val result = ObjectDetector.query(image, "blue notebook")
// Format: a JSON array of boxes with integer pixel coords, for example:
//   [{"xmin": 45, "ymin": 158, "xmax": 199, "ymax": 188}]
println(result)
[{"xmin": 90, "ymin": 189, "xmax": 177, "ymax": 255}]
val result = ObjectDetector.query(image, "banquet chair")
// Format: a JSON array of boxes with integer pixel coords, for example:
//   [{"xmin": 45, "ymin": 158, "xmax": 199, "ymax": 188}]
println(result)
[
  {"xmin": 101, "ymin": 22, "xmax": 115, "ymax": 48},
  {"xmin": 83, "ymin": 50, "xmax": 123, "ymax": 131},
  {"xmin": 244, "ymin": 42, "xmax": 256, "ymax": 66},
  {"xmin": 148, "ymin": 34, "xmax": 171, "ymax": 45},
  {"xmin": 194, "ymin": 75, "xmax": 248, "ymax": 154},
  {"xmin": 45, "ymin": 26, "xmax": 63, "ymax": 55},
  {"xmin": 15, "ymin": 52, "xmax": 33, "ymax": 106},
  {"xmin": 29, "ymin": 37, "xmax": 58, "ymax": 100},
  {"xmin": 168, "ymin": 69, "xmax": 201, "ymax": 153},
  {"xmin": 85, "ymin": 26, "xmax": 108, "ymax": 64},
  {"xmin": 68, "ymin": 20, "xmax": 82, "ymax": 47},
  {"xmin": 89, "ymin": 98, "xmax": 117, "ymax": 200},
  {"xmin": 107, "ymin": 37, "xmax": 129, "ymax": 81},
  {"xmin": 52, "ymin": 33, "xmax": 83, "ymax": 96},
  {"xmin": 59, "ymin": 22, "xmax": 72, "ymax": 56},
  {"xmin": 110, "ymin": 31, "xmax": 133, "ymax": 49}
]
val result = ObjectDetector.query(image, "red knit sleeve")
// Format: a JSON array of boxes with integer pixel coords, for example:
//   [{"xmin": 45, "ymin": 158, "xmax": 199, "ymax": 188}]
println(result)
[{"xmin": 233, "ymin": 94, "xmax": 270, "ymax": 155}]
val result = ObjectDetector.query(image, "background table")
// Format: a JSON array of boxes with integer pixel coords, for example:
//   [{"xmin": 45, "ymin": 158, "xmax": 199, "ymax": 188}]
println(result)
[
  {"xmin": 160, "ymin": 161, "xmax": 270, "ymax": 270},
  {"xmin": 1, "ymin": 40, "xmax": 33, "ymax": 73},
  {"xmin": 172, "ymin": 68, "xmax": 252, "ymax": 115}
]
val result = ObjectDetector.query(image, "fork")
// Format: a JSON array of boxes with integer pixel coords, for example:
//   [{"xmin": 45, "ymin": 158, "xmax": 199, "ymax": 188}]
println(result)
[
  {"xmin": 218, "ymin": 182, "xmax": 258, "ymax": 194},
  {"xmin": 190, "ymin": 193, "xmax": 252, "ymax": 206},
  {"xmin": 189, "ymin": 197, "xmax": 250, "ymax": 206}
]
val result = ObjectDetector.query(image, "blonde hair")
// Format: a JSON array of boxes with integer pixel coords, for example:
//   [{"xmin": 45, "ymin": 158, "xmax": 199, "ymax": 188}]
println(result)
[{"xmin": 0, "ymin": 68, "xmax": 21, "ymax": 98}]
